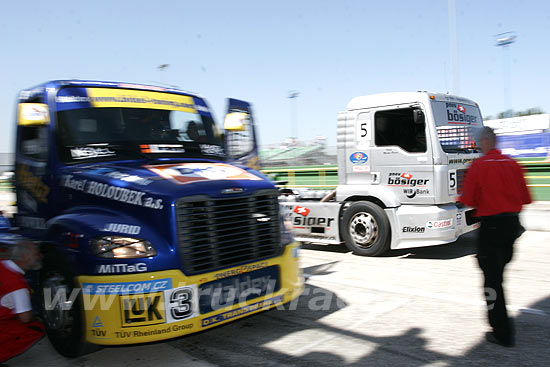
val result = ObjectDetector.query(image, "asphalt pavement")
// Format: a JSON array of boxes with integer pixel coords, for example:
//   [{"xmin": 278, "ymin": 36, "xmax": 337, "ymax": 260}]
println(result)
[{"xmin": 2, "ymin": 196, "xmax": 549, "ymax": 367}]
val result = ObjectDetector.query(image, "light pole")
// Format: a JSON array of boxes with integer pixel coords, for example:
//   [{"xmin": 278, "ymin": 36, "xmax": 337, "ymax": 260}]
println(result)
[
  {"xmin": 448, "ymin": 0, "xmax": 460, "ymax": 95},
  {"xmin": 288, "ymin": 91, "xmax": 299, "ymax": 144},
  {"xmin": 495, "ymin": 32, "xmax": 516, "ymax": 117}
]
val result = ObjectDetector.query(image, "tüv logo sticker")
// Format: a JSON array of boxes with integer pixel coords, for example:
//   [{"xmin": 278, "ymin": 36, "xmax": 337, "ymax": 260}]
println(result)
[{"xmin": 350, "ymin": 152, "xmax": 368, "ymax": 164}]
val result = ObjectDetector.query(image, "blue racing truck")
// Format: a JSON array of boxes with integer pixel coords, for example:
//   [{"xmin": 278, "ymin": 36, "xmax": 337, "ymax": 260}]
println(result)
[{"xmin": 13, "ymin": 80, "xmax": 303, "ymax": 356}]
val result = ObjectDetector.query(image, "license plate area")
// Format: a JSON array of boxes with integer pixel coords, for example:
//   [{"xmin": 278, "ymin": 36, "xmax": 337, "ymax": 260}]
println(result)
[{"xmin": 198, "ymin": 265, "xmax": 281, "ymax": 314}]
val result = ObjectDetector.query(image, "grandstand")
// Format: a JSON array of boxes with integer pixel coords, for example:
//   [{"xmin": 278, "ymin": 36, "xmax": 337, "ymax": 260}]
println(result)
[{"xmin": 259, "ymin": 140, "xmax": 336, "ymax": 167}]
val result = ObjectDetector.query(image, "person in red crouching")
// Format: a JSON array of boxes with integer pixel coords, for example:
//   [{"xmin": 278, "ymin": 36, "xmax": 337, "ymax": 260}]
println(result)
[{"xmin": 0, "ymin": 240, "xmax": 45, "ymax": 362}]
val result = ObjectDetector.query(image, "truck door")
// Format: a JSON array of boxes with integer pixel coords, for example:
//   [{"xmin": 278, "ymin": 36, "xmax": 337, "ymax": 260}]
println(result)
[
  {"xmin": 14, "ymin": 102, "xmax": 52, "ymax": 232},
  {"xmin": 223, "ymin": 99, "xmax": 260, "ymax": 170},
  {"xmin": 363, "ymin": 104, "xmax": 434, "ymax": 204}
]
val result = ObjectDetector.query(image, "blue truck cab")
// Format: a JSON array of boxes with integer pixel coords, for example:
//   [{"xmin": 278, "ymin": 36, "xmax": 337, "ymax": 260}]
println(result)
[{"xmin": 14, "ymin": 80, "xmax": 302, "ymax": 356}]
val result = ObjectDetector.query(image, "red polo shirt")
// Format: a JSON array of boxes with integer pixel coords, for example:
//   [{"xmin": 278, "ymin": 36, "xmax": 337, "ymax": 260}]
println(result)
[
  {"xmin": 0, "ymin": 261, "xmax": 45, "ymax": 362},
  {"xmin": 460, "ymin": 149, "xmax": 532, "ymax": 217}
]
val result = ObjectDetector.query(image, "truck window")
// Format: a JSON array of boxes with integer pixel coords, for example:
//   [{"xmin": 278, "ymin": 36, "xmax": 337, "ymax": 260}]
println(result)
[
  {"xmin": 56, "ymin": 107, "xmax": 223, "ymax": 162},
  {"xmin": 431, "ymin": 100, "xmax": 483, "ymax": 153},
  {"xmin": 19, "ymin": 125, "xmax": 48, "ymax": 161},
  {"xmin": 374, "ymin": 108, "xmax": 426, "ymax": 153}
]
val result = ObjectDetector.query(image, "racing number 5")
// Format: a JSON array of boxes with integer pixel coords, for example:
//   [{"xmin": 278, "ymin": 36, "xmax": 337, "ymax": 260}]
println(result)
[
  {"xmin": 355, "ymin": 113, "xmax": 370, "ymax": 144},
  {"xmin": 448, "ymin": 170, "xmax": 457, "ymax": 195},
  {"xmin": 360, "ymin": 122, "xmax": 367, "ymax": 138}
]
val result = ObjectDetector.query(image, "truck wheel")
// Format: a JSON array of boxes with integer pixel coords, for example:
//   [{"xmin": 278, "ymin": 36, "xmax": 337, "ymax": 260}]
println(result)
[
  {"xmin": 342, "ymin": 201, "xmax": 390, "ymax": 256},
  {"xmin": 39, "ymin": 252, "xmax": 97, "ymax": 357}
]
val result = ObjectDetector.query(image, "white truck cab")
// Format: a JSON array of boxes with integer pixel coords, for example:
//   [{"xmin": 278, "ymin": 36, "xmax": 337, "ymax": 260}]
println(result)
[{"xmin": 282, "ymin": 92, "xmax": 483, "ymax": 256}]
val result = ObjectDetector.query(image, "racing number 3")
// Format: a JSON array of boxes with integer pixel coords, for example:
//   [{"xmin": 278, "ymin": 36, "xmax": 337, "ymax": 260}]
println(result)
[{"xmin": 169, "ymin": 288, "xmax": 193, "ymax": 320}]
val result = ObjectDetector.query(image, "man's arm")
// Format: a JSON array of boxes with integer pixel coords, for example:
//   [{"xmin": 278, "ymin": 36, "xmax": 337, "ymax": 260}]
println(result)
[
  {"xmin": 17, "ymin": 310, "xmax": 35, "ymax": 323},
  {"xmin": 518, "ymin": 165, "xmax": 533, "ymax": 205},
  {"xmin": 6, "ymin": 288, "xmax": 34, "ymax": 323},
  {"xmin": 459, "ymin": 162, "xmax": 479, "ymax": 208}
]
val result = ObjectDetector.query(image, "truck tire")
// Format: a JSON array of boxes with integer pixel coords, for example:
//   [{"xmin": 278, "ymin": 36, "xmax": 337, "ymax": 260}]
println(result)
[
  {"xmin": 39, "ymin": 251, "xmax": 98, "ymax": 357},
  {"xmin": 342, "ymin": 201, "xmax": 391, "ymax": 256}
]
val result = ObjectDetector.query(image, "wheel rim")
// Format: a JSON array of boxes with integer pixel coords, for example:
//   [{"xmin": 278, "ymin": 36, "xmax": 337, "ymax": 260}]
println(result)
[
  {"xmin": 42, "ymin": 274, "xmax": 74, "ymax": 332},
  {"xmin": 348, "ymin": 212, "xmax": 379, "ymax": 248}
]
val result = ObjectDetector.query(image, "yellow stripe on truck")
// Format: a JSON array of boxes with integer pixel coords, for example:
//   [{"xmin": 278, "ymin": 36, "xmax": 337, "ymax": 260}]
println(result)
[{"xmin": 86, "ymin": 88, "xmax": 197, "ymax": 113}]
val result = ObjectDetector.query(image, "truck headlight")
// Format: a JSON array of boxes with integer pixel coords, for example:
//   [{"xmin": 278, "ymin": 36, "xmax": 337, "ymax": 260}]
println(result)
[{"xmin": 91, "ymin": 236, "xmax": 157, "ymax": 259}]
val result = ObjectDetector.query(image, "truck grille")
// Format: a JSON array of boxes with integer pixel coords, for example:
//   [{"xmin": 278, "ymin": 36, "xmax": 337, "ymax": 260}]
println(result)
[{"xmin": 175, "ymin": 190, "xmax": 281, "ymax": 275}]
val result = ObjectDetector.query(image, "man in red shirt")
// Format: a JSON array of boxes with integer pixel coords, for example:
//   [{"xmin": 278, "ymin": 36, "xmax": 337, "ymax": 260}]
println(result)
[
  {"xmin": 460, "ymin": 127, "xmax": 532, "ymax": 347},
  {"xmin": 0, "ymin": 240, "xmax": 45, "ymax": 362}
]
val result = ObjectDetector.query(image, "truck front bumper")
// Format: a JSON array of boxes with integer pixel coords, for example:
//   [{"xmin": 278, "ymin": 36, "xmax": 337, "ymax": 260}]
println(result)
[
  {"xmin": 77, "ymin": 241, "xmax": 303, "ymax": 345},
  {"xmin": 386, "ymin": 203, "xmax": 479, "ymax": 250}
]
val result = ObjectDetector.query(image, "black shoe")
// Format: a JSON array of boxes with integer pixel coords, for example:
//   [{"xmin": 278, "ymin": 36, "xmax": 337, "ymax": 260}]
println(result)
[{"xmin": 485, "ymin": 332, "xmax": 515, "ymax": 347}]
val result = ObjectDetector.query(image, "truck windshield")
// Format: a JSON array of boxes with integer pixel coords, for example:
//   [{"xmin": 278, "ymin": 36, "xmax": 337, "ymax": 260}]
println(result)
[
  {"xmin": 431, "ymin": 100, "xmax": 484, "ymax": 153},
  {"xmin": 56, "ymin": 106, "xmax": 225, "ymax": 163}
]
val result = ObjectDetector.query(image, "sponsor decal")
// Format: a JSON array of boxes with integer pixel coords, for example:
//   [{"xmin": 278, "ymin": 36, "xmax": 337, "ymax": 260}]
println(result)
[
  {"xmin": 353, "ymin": 166, "xmax": 370, "ymax": 172},
  {"xmin": 91, "ymin": 329, "xmax": 107, "ymax": 338},
  {"xmin": 220, "ymin": 187, "xmax": 245, "ymax": 194},
  {"xmin": 293, "ymin": 216, "xmax": 335, "ymax": 227},
  {"xmin": 214, "ymin": 262, "xmax": 270, "ymax": 280},
  {"xmin": 293, "ymin": 206, "xmax": 310, "ymax": 216},
  {"xmin": 62, "ymin": 175, "xmax": 164, "ymax": 210},
  {"xmin": 140, "ymin": 144, "xmax": 185, "ymax": 154},
  {"xmin": 17, "ymin": 164, "xmax": 50, "ymax": 203},
  {"xmin": 82, "ymin": 279, "xmax": 172, "ymax": 295},
  {"xmin": 449, "ymin": 158, "xmax": 473, "ymax": 165},
  {"xmin": 102, "ymin": 223, "xmax": 141, "ymax": 235},
  {"xmin": 92, "ymin": 316, "xmax": 104, "ymax": 328},
  {"xmin": 103, "ymin": 170, "xmax": 153, "ymax": 186},
  {"xmin": 402, "ymin": 226, "xmax": 425, "ymax": 233},
  {"xmin": 86, "ymin": 88, "xmax": 197, "ymax": 113},
  {"xmin": 96, "ymin": 263, "xmax": 148, "ymax": 274},
  {"xmin": 199, "ymin": 144, "xmax": 226, "ymax": 157},
  {"xmin": 201, "ymin": 295, "xmax": 283, "ymax": 327},
  {"xmin": 120, "ymin": 285, "xmax": 196, "ymax": 327},
  {"xmin": 426, "ymin": 219, "xmax": 453, "ymax": 229},
  {"xmin": 146, "ymin": 163, "xmax": 262, "ymax": 185},
  {"xmin": 19, "ymin": 103, "xmax": 49, "ymax": 125},
  {"xmin": 70, "ymin": 147, "xmax": 116, "ymax": 160},
  {"xmin": 120, "ymin": 292, "xmax": 165, "ymax": 327},
  {"xmin": 350, "ymin": 152, "xmax": 368, "ymax": 164},
  {"xmin": 114, "ymin": 324, "xmax": 194, "ymax": 339},
  {"xmin": 20, "ymin": 87, "xmax": 44, "ymax": 101},
  {"xmin": 445, "ymin": 102, "xmax": 478, "ymax": 124},
  {"xmin": 456, "ymin": 212, "xmax": 463, "ymax": 226},
  {"xmin": 388, "ymin": 172, "xmax": 429, "ymax": 188},
  {"xmin": 403, "ymin": 188, "xmax": 430, "ymax": 199}
]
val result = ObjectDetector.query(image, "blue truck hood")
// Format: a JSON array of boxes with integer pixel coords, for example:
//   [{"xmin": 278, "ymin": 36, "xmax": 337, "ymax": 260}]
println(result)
[
  {"xmin": 55, "ymin": 161, "xmax": 278, "ymax": 275},
  {"xmin": 59, "ymin": 161, "xmax": 274, "ymax": 206}
]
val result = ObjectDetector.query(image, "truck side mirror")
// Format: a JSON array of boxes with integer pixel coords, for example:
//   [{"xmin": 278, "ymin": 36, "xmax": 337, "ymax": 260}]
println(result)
[
  {"xmin": 413, "ymin": 109, "xmax": 425, "ymax": 125},
  {"xmin": 18, "ymin": 103, "xmax": 50, "ymax": 126},
  {"xmin": 224, "ymin": 112, "xmax": 248, "ymax": 131}
]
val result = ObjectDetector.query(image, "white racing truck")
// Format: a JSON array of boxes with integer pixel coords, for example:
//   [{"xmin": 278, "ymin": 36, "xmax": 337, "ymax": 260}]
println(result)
[{"xmin": 281, "ymin": 92, "xmax": 484, "ymax": 256}]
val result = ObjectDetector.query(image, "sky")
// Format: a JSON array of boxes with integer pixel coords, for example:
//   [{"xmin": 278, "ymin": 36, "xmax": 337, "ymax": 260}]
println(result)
[{"xmin": 1, "ymin": 0, "xmax": 549, "ymax": 152}]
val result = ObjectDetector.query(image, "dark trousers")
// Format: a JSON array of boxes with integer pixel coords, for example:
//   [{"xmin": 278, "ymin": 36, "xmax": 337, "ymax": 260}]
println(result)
[{"xmin": 477, "ymin": 214, "xmax": 521, "ymax": 343}]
